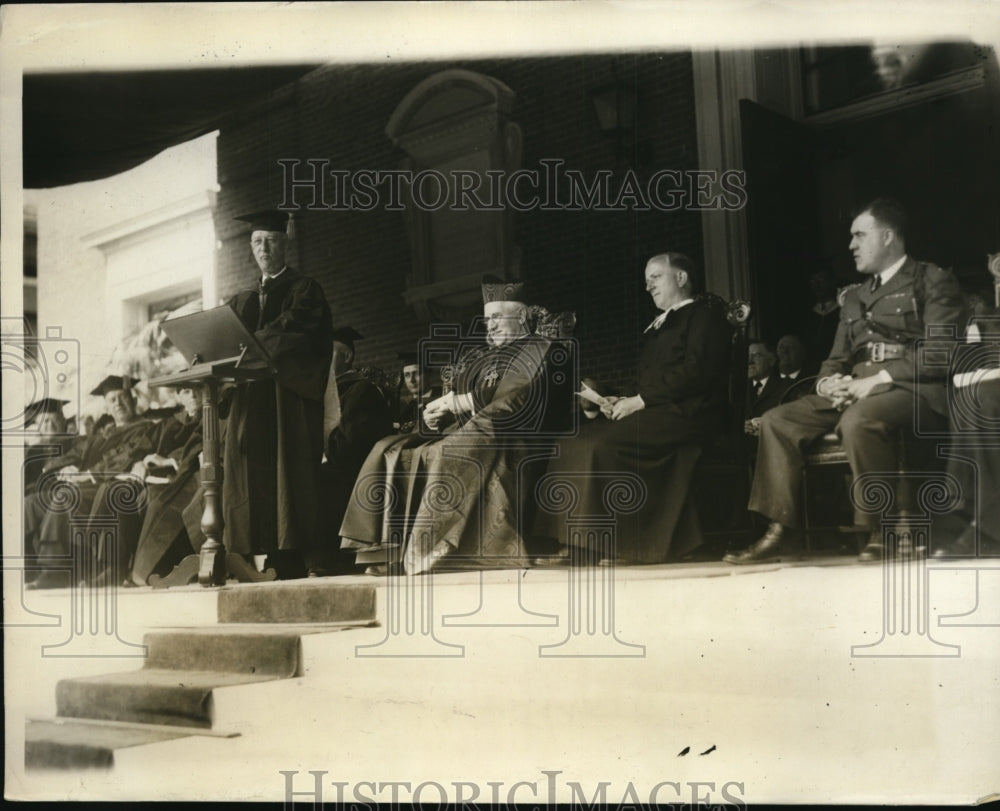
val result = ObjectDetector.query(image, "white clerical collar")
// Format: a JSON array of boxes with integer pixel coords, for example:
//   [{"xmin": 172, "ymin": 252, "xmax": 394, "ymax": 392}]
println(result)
[
  {"xmin": 261, "ymin": 266, "xmax": 288, "ymax": 286},
  {"xmin": 781, "ymin": 370, "xmax": 800, "ymax": 380},
  {"xmin": 645, "ymin": 298, "xmax": 695, "ymax": 332},
  {"xmin": 875, "ymin": 255, "xmax": 907, "ymax": 287}
]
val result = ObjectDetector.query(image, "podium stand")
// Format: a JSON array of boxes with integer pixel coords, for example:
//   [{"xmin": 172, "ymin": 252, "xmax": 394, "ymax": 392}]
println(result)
[{"xmin": 146, "ymin": 306, "xmax": 278, "ymax": 587}]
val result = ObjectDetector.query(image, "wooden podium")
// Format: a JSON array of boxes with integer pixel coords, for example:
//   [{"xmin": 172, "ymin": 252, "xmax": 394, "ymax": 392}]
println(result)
[{"xmin": 147, "ymin": 306, "xmax": 278, "ymax": 588}]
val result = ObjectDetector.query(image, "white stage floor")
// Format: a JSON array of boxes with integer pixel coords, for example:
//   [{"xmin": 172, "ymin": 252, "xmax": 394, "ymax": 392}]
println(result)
[{"xmin": 5, "ymin": 557, "xmax": 1000, "ymax": 804}]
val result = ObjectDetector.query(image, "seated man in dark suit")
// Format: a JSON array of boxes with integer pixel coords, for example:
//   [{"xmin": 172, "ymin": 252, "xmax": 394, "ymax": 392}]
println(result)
[
  {"xmin": 744, "ymin": 341, "xmax": 787, "ymax": 438},
  {"xmin": 536, "ymin": 252, "xmax": 732, "ymax": 565},
  {"xmin": 725, "ymin": 198, "xmax": 966, "ymax": 565},
  {"xmin": 776, "ymin": 333, "xmax": 812, "ymax": 382}
]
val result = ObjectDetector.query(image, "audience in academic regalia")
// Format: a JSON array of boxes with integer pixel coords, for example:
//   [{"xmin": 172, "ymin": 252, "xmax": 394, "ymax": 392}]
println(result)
[{"xmin": 24, "ymin": 375, "xmax": 191, "ymax": 588}]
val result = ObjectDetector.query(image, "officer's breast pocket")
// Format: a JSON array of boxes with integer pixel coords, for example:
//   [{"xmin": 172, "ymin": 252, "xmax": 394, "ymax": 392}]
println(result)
[
  {"xmin": 879, "ymin": 293, "xmax": 918, "ymax": 332},
  {"xmin": 841, "ymin": 298, "xmax": 863, "ymax": 325}
]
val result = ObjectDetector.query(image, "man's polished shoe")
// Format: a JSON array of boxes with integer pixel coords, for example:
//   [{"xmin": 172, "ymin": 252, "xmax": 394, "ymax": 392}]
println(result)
[
  {"xmin": 532, "ymin": 545, "xmax": 571, "ymax": 567},
  {"xmin": 722, "ymin": 522, "xmax": 799, "ymax": 565},
  {"xmin": 25, "ymin": 570, "xmax": 72, "ymax": 590},
  {"xmin": 365, "ymin": 562, "xmax": 403, "ymax": 577},
  {"xmin": 857, "ymin": 531, "xmax": 884, "ymax": 563}
]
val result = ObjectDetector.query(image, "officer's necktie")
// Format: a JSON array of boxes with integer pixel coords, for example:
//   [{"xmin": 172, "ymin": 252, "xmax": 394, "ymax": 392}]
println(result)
[{"xmin": 870, "ymin": 274, "xmax": 882, "ymax": 293}]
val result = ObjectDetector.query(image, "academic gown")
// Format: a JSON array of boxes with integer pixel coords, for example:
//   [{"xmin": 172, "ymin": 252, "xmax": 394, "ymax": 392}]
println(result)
[
  {"xmin": 315, "ymin": 370, "xmax": 393, "ymax": 559},
  {"xmin": 129, "ymin": 414, "xmax": 205, "ymax": 583},
  {"xmin": 26, "ymin": 416, "xmax": 163, "ymax": 568},
  {"xmin": 222, "ymin": 267, "xmax": 333, "ymax": 556}
]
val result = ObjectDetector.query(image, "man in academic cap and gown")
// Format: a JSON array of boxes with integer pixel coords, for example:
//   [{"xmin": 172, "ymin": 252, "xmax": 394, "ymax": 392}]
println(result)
[
  {"xmin": 312, "ymin": 327, "xmax": 393, "ymax": 575},
  {"xmin": 126, "ymin": 384, "xmax": 206, "ymax": 584},
  {"xmin": 223, "ymin": 209, "xmax": 333, "ymax": 579},
  {"xmin": 24, "ymin": 375, "xmax": 165, "ymax": 588}
]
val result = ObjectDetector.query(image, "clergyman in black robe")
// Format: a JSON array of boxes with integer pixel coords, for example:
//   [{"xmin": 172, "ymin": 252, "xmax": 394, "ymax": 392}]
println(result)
[{"xmin": 535, "ymin": 252, "xmax": 732, "ymax": 565}]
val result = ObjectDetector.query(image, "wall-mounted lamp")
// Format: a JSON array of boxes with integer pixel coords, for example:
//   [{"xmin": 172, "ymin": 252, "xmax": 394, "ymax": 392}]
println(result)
[
  {"xmin": 591, "ymin": 82, "xmax": 637, "ymax": 134},
  {"xmin": 590, "ymin": 82, "xmax": 637, "ymax": 164}
]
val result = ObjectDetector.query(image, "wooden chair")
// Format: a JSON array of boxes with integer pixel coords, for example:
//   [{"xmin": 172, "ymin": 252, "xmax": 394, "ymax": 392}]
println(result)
[{"xmin": 784, "ymin": 377, "xmax": 943, "ymax": 552}]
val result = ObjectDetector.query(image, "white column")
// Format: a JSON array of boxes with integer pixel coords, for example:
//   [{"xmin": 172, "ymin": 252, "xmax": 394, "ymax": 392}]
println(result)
[{"xmin": 691, "ymin": 49, "xmax": 757, "ymax": 302}]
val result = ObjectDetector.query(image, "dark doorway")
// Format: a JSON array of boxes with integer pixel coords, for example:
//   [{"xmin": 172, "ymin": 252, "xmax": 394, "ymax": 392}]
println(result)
[{"xmin": 739, "ymin": 99, "xmax": 823, "ymax": 346}]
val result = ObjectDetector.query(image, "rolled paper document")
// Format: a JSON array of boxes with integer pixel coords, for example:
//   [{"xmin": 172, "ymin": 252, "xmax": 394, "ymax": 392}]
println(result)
[{"xmin": 577, "ymin": 382, "xmax": 610, "ymax": 408}]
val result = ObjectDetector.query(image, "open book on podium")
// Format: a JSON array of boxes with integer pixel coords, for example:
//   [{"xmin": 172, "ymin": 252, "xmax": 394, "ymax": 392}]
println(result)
[{"xmin": 149, "ymin": 305, "xmax": 276, "ymax": 388}]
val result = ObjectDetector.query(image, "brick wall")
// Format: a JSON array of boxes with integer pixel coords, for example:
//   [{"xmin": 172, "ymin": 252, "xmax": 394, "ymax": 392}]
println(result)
[{"xmin": 215, "ymin": 53, "xmax": 702, "ymax": 393}]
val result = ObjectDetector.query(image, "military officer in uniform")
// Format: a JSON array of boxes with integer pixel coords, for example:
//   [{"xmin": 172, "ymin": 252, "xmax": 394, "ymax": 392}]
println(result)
[{"xmin": 725, "ymin": 198, "xmax": 966, "ymax": 564}]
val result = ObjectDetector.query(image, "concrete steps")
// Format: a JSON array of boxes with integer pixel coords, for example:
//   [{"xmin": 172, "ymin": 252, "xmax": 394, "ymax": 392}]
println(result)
[
  {"xmin": 25, "ymin": 719, "xmax": 199, "ymax": 770},
  {"xmin": 25, "ymin": 581, "xmax": 378, "ymax": 770}
]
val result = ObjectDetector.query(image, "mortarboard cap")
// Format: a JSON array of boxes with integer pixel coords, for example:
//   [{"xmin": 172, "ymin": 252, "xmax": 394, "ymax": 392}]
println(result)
[
  {"xmin": 234, "ymin": 209, "xmax": 291, "ymax": 234},
  {"xmin": 331, "ymin": 327, "xmax": 364, "ymax": 352},
  {"xmin": 24, "ymin": 397, "xmax": 69, "ymax": 427},
  {"xmin": 481, "ymin": 274, "xmax": 527, "ymax": 305},
  {"xmin": 90, "ymin": 375, "xmax": 136, "ymax": 397}
]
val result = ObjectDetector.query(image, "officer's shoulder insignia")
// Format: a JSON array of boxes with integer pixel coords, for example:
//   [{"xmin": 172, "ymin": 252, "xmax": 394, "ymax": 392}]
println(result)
[{"xmin": 837, "ymin": 283, "xmax": 863, "ymax": 307}]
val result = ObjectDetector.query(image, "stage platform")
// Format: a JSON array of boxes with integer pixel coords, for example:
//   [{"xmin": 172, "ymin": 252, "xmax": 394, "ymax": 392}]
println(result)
[{"xmin": 5, "ymin": 555, "xmax": 1000, "ymax": 804}]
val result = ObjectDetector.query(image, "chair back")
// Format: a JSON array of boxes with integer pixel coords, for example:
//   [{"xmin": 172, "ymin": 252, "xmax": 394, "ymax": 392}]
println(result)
[
  {"xmin": 356, "ymin": 365, "xmax": 393, "ymax": 409},
  {"xmin": 780, "ymin": 375, "xmax": 817, "ymax": 404}
]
